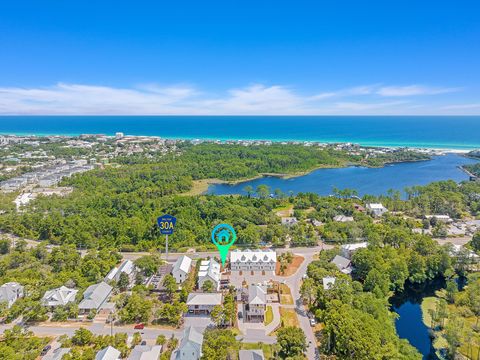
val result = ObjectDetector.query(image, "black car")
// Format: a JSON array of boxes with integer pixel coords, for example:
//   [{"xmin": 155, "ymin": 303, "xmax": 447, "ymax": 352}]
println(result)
[{"xmin": 40, "ymin": 344, "xmax": 51, "ymax": 356}]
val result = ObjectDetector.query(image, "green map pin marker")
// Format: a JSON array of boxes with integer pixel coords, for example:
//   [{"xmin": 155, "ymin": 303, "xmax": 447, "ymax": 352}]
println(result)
[{"xmin": 211, "ymin": 223, "xmax": 236, "ymax": 266}]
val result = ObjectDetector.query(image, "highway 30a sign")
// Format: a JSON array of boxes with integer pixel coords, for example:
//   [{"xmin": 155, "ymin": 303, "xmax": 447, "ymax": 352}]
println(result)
[{"xmin": 157, "ymin": 214, "xmax": 177, "ymax": 235}]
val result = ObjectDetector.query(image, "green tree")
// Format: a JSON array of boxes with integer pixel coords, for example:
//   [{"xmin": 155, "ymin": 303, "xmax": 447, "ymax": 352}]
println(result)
[
  {"xmin": 156, "ymin": 334, "xmax": 166, "ymax": 345},
  {"xmin": 0, "ymin": 238, "xmax": 10, "ymax": 254},
  {"xmin": 132, "ymin": 332, "xmax": 142, "ymax": 347},
  {"xmin": 300, "ymin": 278, "xmax": 316, "ymax": 306},
  {"xmin": 201, "ymin": 329, "xmax": 238, "ymax": 360},
  {"xmin": 444, "ymin": 316, "xmax": 462, "ymax": 358},
  {"xmin": 163, "ymin": 274, "xmax": 177, "ymax": 300},
  {"xmin": 256, "ymin": 184, "xmax": 270, "ymax": 199},
  {"xmin": 201, "ymin": 280, "xmax": 215, "ymax": 293},
  {"xmin": 210, "ymin": 305, "xmax": 224, "ymax": 327},
  {"xmin": 472, "ymin": 231, "xmax": 480, "ymax": 252},
  {"xmin": 243, "ymin": 185, "xmax": 254, "ymax": 198},
  {"xmin": 71, "ymin": 328, "xmax": 93, "ymax": 346},
  {"xmin": 118, "ymin": 272, "xmax": 130, "ymax": 291},
  {"xmin": 118, "ymin": 293, "xmax": 152, "ymax": 324},
  {"xmin": 134, "ymin": 255, "xmax": 160, "ymax": 276},
  {"xmin": 277, "ymin": 326, "xmax": 307, "ymax": 359},
  {"xmin": 445, "ymin": 279, "xmax": 458, "ymax": 304}
]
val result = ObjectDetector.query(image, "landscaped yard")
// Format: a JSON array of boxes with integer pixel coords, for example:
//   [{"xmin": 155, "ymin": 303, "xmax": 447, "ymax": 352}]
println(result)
[
  {"xmin": 264, "ymin": 306, "xmax": 274, "ymax": 326},
  {"xmin": 240, "ymin": 342, "xmax": 274, "ymax": 359}
]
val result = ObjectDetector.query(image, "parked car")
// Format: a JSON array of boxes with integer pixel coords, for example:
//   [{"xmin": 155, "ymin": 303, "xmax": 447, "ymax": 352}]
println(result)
[
  {"xmin": 309, "ymin": 318, "xmax": 316, "ymax": 327},
  {"xmin": 140, "ymin": 341, "xmax": 147, "ymax": 345},
  {"xmin": 40, "ymin": 345, "xmax": 51, "ymax": 356},
  {"xmin": 134, "ymin": 323, "xmax": 145, "ymax": 330}
]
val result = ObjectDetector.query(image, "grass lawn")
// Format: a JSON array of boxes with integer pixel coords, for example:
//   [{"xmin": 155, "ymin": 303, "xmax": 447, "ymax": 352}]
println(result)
[
  {"xmin": 279, "ymin": 284, "xmax": 294, "ymax": 305},
  {"xmin": 420, "ymin": 296, "xmax": 480, "ymax": 359},
  {"xmin": 274, "ymin": 204, "xmax": 294, "ymax": 217},
  {"xmin": 421, "ymin": 296, "xmax": 438, "ymax": 328},
  {"xmin": 269, "ymin": 307, "xmax": 300, "ymax": 336},
  {"xmin": 264, "ymin": 306, "xmax": 274, "ymax": 326},
  {"xmin": 240, "ymin": 342, "xmax": 274, "ymax": 359},
  {"xmin": 279, "ymin": 307, "xmax": 300, "ymax": 328}
]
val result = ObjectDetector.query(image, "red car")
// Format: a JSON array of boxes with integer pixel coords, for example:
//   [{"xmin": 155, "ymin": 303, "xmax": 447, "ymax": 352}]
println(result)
[{"xmin": 134, "ymin": 323, "xmax": 144, "ymax": 330}]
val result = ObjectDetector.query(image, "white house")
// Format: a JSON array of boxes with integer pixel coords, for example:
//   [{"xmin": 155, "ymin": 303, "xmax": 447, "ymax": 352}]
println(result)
[
  {"xmin": 426, "ymin": 215, "xmax": 452, "ymax": 223},
  {"xmin": 174, "ymin": 326, "xmax": 203, "ymax": 360},
  {"xmin": 78, "ymin": 281, "xmax": 113, "ymax": 314},
  {"xmin": 341, "ymin": 242, "xmax": 368, "ymax": 259},
  {"xmin": 42, "ymin": 286, "xmax": 78, "ymax": 308},
  {"xmin": 230, "ymin": 249, "xmax": 277, "ymax": 273},
  {"xmin": 172, "ymin": 255, "xmax": 192, "ymax": 284},
  {"xmin": 198, "ymin": 259, "xmax": 221, "ymax": 291},
  {"xmin": 366, "ymin": 203, "xmax": 388, "ymax": 217},
  {"xmin": 186, "ymin": 292, "xmax": 222, "ymax": 315},
  {"xmin": 95, "ymin": 346, "xmax": 121, "ymax": 360},
  {"xmin": 105, "ymin": 260, "xmax": 137, "ymax": 287},
  {"xmin": 245, "ymin": 285, "xmax": 266, "ymax": 322},
  {"xmin": 0, "ymin": 282, "xmax": 24, "ymax": 308},
  {"xmin": 333, "ymin": 215, "xmax": 354, "ymax": 222},
  {"xmin": 128, "ymin": 345, "xmax": 162, "ymax": 360},
  {"xmin": 322, "ymin": 276, "xmax": 336, "ymax": 290}
]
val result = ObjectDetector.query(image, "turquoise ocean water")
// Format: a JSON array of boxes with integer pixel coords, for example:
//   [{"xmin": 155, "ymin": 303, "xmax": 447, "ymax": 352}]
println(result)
[{"xmin": 0, "ymin": 116, "xmax": 479, "ymax": 149}]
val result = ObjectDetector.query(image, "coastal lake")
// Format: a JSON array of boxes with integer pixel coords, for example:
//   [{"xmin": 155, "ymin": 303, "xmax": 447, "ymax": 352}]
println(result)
[{"xmin": 207, "ymin": 153, "xmax": 479, "ymax": 197}]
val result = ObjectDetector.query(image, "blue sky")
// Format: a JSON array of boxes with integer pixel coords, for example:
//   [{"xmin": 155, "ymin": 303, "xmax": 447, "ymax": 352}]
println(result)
[{"xmin": 0, "ymin": 0, "xmax": 479, "ymax": 115}]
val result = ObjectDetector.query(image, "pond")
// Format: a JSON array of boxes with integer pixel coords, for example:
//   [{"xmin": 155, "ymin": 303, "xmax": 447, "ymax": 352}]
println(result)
[
  {"xmin": 207, "ymin": 153, "xmax": 479, "ymax": 197},
  {"xmin": 391, "ymin": 279, "xmax": 446, "ymax": 359}
]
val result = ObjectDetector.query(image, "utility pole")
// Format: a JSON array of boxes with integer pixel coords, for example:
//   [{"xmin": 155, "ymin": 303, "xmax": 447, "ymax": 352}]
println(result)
[{"xmin": 165, "ymin": 234, "xmax": 169, "ymax": 262}]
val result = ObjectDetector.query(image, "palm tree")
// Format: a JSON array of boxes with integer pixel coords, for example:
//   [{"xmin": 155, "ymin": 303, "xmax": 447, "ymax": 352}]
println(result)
[{"xmin": 243, "ymin": 185, "xmax": 254, "ymax": 198}]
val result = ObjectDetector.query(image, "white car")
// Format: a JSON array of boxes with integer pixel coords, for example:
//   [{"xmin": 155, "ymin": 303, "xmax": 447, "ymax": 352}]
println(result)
[{"xmin": 309, "ymin": 318, "xmax": 316, "ymax": 327}]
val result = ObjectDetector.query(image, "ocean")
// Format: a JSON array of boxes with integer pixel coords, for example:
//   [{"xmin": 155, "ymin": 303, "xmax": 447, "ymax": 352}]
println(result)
[{"xmin": 0, "ymin": 116, "xmax": 479, "ymax": 150}]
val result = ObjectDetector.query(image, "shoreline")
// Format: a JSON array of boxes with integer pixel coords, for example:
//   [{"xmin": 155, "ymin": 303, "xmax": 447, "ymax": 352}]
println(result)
[
  {"xmin": 183, "ymin": 157, "xmax": 439, "ymax": 196},
  {"xmin": 0, "ymin": 132, "xmax": 477, "ymax": 152}
]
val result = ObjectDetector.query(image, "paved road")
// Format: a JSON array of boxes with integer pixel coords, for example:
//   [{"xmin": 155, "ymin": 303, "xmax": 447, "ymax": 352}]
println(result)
[
  {"xmin": 0, "ymin": 321, "xmax": 183, "ymax": 342},
  {"xmin": 278, "ymin": 250, "xmax": 320, "ymax": 360}
]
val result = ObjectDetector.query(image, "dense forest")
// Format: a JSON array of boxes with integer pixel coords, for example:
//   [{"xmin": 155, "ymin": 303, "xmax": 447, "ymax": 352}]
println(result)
[{"xmin": 0, "ymin": 144, "xmax": 437, "ymax": 250}]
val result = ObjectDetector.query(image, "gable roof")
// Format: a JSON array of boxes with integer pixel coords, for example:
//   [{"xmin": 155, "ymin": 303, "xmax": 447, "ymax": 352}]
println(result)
[
  {"xmin": 105, "ymin": 260, "xmax": 136, "ymax": 282},
  {"xmin": 42, "ymin": 286, "xmax": 78, "ymax": 307},
  {"xmin": 331, "ymin": 255, "xmax": 351, "ymax": 270},
  {"xmin": 230, "ymin": 249, "xmax": 277, "ymax": 264},
  {"xmin": 177, "ymin": 326, "xmax": 203, "ymax": 358},
  {"xmin": 173, "ymin": 255, "xmax": 192, "ymax": 275},
  {"xmin": 128, "ymin": 345, "xmax": 162, "ymax": 360},
  {"xmin": 79, "ymin": 281, "xmax": 112, "ymax": 310},
  {"xmin": 366, "ymin": 203, "xmax": 387, "ymax": 211},
  {"xmin": 341, "ymin": 242, "xmax": 368, "ymax": 252},
  {"xmin": 239, "ymin": 349, "xmax": 265, "ymax": 360},
  {"xmin": 186, "ymin": 292, "xmax": 222, "ymax": 306},
  {"xmin": 95, "ymin": 346, "xmax": 121, "ymax": 360},
  {"xmin": 248, "ymin": 285, "xmax": 266, "ymax": 305},
  {"xmin": 198, "ymin": 259, "xmax": 220, "ymax": 283},
  {"xmin": 0, "ymin": 282, "xmax": 23, "ymax": 303}
]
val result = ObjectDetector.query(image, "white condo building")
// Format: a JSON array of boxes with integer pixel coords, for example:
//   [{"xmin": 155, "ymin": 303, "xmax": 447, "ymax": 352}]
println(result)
[{"xmin": 230, "ymin": 249, "xmax": 277, "ymax": 272}]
